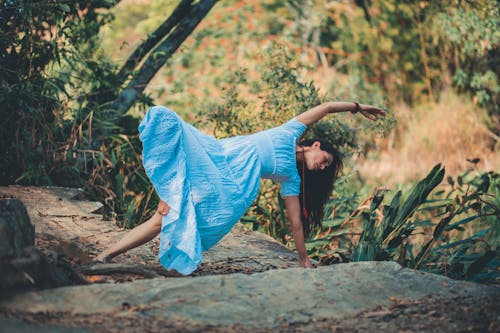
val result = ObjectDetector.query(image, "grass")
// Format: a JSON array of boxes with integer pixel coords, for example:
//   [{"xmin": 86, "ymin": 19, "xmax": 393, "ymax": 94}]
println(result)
[{"xmin": 357, "ymin": 90, "xmax": 499, "ymax": 186}]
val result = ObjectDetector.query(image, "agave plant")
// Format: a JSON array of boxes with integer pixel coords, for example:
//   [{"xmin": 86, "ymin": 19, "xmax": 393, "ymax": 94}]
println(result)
[
  {"xmin": 314, "ymin": 163, "xmax": 499, "ymax": 283},
  {"xmin": 351, "ymin": 164, "xmax": 445, "ymax": 261}
]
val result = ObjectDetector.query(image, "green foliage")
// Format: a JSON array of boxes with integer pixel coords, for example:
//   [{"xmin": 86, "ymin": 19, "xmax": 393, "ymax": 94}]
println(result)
[
  {"xmin": 418, "ymin": 170, "xmax": 499, "ymax": 282},
  {"xmin": 316, "ymin": 0, "xmax": 499, "ymax": 124},
  {"xmin": 0, "ymin": 0, "xmax": 116, "ymax": 185},
  {"xmin": 0, "ymin": 0, "xmax": 156, "ymax": 226},
  {"xmin": 204, "ymin": 69, "xmax": 251, "ymax": 138},
  {"xmin": 313, "ymin": 165, "xmax": 499, "ymax": 283},
  {"xmin": 351, "ymin": 164, "xmax": 445, "ymax": 261},
  {"xmin": 83, "ymin": 132, "xmax": 157, "ymax": 228},
  {"xmin": 436, "ymin": 1, "xmax": 499, "ymax": 118},
  {"xmin": 204, "ymin": 43, "xmax": 372, "ymax": 240}
]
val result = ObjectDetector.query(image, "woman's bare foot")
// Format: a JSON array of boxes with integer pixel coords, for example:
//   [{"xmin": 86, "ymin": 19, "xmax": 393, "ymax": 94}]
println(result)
[{"xmin": 92, "ymin": 206, "xmax": 165, "ymax": 264}]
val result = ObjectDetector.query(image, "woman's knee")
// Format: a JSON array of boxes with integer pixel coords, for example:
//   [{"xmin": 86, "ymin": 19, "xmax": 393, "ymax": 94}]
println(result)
[{"xmin": 156, "ymin": 200, "xmax": 170, "ymax": 217}]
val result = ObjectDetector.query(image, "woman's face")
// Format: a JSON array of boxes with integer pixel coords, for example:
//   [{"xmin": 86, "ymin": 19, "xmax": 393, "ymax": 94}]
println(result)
[{"xmin": 304, "ymin": 141, "xmax": 334, "ymax": 171}]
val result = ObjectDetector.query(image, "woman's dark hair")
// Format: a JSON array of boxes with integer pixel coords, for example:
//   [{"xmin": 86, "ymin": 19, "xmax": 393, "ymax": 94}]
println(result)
[{"xmin": 297, "ymin": 138, "xmax": 343, "ymax": 236}]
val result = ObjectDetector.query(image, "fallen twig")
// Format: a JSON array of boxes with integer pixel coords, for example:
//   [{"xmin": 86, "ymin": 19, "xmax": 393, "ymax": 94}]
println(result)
[{"xmin": 80, "ymin": 263, "xmax": 173, "ymax": 278}]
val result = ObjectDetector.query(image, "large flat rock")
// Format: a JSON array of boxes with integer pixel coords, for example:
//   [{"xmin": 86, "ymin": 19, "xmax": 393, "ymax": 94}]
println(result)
[
  {"xmin": 1, "ymin": 262, "xmax": 497, "ymax": 329},
  {"xmin": 0, "ymin": 185, "xmax": 299, "ymax": 276}
]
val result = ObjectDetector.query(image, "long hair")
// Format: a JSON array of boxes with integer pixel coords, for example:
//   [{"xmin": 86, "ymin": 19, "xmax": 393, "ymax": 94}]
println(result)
[{"xmin": 297, "ymin": 139, "xmax": 343, "ymax": 236}]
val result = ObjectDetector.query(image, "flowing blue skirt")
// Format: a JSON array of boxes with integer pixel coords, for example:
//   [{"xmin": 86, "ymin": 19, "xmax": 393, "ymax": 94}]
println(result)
[{"xmin": 138, "ymin": 106, "xmax": 261, "ymax": 274}]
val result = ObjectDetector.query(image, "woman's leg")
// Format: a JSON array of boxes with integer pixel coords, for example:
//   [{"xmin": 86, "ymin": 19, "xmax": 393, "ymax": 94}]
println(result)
[{"xmin": 95, "ymin": 202, "xmax": 169, "ymax": 262}]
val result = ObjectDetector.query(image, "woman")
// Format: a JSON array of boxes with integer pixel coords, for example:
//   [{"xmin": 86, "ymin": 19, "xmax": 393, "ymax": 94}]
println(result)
[{"xmin": 96, "ymin": 101, "xmax": 385, "ymax": 274}]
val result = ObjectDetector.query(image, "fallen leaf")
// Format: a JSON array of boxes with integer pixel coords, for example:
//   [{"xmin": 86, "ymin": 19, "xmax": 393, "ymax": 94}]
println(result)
[{"xmin": 363, "ymin": 309, "xmax": 393, "ymax": 318}]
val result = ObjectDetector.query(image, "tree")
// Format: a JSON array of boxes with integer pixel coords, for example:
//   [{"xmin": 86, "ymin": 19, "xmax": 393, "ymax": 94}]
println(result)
[
  {"xmin": 0, "ymin": 0, "xmax": 117, "ymax": 185},
  {"xmin": 97, "ymin": 0, "xmax": 219, "ymax": 121}
]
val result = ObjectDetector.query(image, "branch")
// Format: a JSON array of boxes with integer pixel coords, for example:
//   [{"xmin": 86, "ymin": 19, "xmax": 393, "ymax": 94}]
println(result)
[
  {"xmin": 116, "ymin": 0, "xmax": 194, "ymax": 81},
  {"xmin": 108, "ymin": 0, "xmax": 219, "ymax": 119},
  {"xmin": 80, "ymin": 263, "xmax": 171, "ymax": 278},
  {"xmin": 354, "ymin": 0, "xmax": 373, "ymax": 25}
]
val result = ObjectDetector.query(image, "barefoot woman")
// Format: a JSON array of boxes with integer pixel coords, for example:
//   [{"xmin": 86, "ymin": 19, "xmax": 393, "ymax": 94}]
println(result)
[{"xmin": 96, "ymin": 101, "xmax": 385, "ymax": 274}]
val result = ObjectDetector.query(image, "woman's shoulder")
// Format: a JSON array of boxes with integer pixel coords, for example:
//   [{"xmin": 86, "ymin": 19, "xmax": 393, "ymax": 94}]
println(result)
[{"xmin": 277, "ymin": 117, "xmax": 307, "ymax": 138}]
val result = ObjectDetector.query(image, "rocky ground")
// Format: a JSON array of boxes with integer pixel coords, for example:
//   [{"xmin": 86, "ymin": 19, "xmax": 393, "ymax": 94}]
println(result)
[
  {"xmin": 0, "ymin": 185, "xmax": 300, "ymax": 280},
  {"xmin": 0, "ymin": 185, "xmax": 498, "ymax": 333},
  {"xmin": 1, "ymin": 294, "xmax": 498, "ymax": 333}
]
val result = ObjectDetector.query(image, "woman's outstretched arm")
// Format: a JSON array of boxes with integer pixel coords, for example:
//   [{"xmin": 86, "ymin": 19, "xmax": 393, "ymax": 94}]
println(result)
[
  {"xmin": 296, "ymin": 101, "xmax": 386, "ymax": 126},
  {"xmin": 284, "ymin": 195, "xmax": 313, "ymax": 268}
]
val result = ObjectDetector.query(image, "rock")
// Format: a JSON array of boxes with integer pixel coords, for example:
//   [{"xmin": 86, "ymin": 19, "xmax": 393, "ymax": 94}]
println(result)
[
  {"xmin": 0, "ymin": 198, "xmax": 34, "ymax": 259},
  {"xmin": 0, "ymin": 317, "xmax": 91, "ymax": 333},
  {"xmin": 0, "ymin": 185, "xmax": 299, "ymax": 275},
  {"xmin": 0, "ymin": 186, "xmax": 498, "ymax": 331},
  {"xmin": 0, "ymin": 247, "xmax": 62, "ymax": 296},
  {"xmin": 0, "ymin": 262, "xmax": 497, "ymax": 329},
  {"xmin": 0, "ymin": 197, "xmax": 86, "ymax": 296}
]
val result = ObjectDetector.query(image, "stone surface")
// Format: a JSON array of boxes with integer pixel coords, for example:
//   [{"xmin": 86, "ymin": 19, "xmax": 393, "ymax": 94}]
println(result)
[
  {"xmin": 0, "ymin": 198, "xmax": 34, "ymax": 259},
  {"xmin": 0, "ymin": 246, "xmax": 75, "ymax": 296},
  {"xmin": 0, "ymin": 197, "xmax": 73, "ymax": 295},
  {"xmin": 0, "ymin": 262, "xmax": 497, "ymax": 329},
  {"xmin": 0, "ymin": 185, "xmax": 299, "ymax": 275},
  {"xmin": 0, "ymin": 317, "xmax": 91, "ymax": 333}
]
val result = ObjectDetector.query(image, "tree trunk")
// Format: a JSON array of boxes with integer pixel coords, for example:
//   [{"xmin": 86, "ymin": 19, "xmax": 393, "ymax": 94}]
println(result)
[
  {"xmin": 355, "ymin": 0, "xmax": 373, "ymax": 25},
  {"xmin": 108, "ymin": 0, "xmax": 219, "ymax": 119},
  {"xmin": 116, "ymin": 0, "xmax": 194, "ymax": 82}
]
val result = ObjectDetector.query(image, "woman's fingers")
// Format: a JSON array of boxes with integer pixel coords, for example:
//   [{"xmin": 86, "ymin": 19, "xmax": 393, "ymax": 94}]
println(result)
[
  {"xmin": 361, "ymin": 110, "xmax": 378, "ymax": 121},
  {"xmin": 360, "ymin": 106, "xmax": 386, "ymax": 121},
  {"xmin": 300, "ymin": 256, "xmax": 315, "ymax": 268},
  {"xmin": 373, "ymin": 108, "xmax": 386, "ymax": 117}
]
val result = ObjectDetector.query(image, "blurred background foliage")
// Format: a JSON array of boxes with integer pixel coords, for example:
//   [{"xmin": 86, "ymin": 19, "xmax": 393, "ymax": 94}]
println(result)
[{"xmin": 1, "ymin": 0, "xmax": 498, "ymax": 282}]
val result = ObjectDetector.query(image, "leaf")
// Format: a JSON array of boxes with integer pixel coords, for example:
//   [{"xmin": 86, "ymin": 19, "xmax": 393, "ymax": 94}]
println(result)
[
  {"xmin": 370, "ymin": 190, "xmax": 385, "ymax": 211},
  {"xmin": 466, "ymin": 158, "xmax": 480, "ymax": 164},
  {"xmin": 418, "ymin": 204, "xmax": 449, "ymax": 212},
  {"xmin": 414, "ymin": 238, "xmax": 434, "ymax": 268},
  {"xmin": 326, "ymin": 229, "xmax": 354, "ymax": 237},
  {"xmin": 434, "ymin": 238, "xmax": 475, "ymax": 251},
  {"xmin": 305, "ymin": 238, "xmax": 331, "ymax": 250},
  {"xmin": 380, "ymin": 191, "xmax": 402, "ymax": 237},
  {"xmin": 59, "ymin": 4, "xmax": 71, "ymax": 12},
  {"xmin": 396, "ymin": 164, "xmax": 445, "ymax": 225},
  {"xmin": 433, "ymin": 213, "xmax": 454, "ymax": 239},
  {"xmin": 321, "ymin": 218, "xmax": 343, "ymax": 228},
  {"xmin": 413, "ymin": 219, "xmax": 434, "ymax": 227},
  {"xmin": 445, "ymin": 215, "xmax": 479, "ymax": 231},
  {"xmin": 466, "ymin": 250, "xmax": 497, "ymax": 278},
  {"xmin": 382, "ymin": 164, "xmax": 445, "ymax": 247},
  {"xmin": 434, "ymin": 228, "xmax": 491, "ymax": 251},
  {"xmin": 477, "ymin": 173, "xmax": 491, "ymax": 193},
  {"xmin": 387, "ymin": 235, "xmax": 402, "ymax": 249}
]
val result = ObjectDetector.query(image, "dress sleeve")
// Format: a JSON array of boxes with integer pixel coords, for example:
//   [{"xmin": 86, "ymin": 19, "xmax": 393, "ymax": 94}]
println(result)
[
  {"xmin": 280, "ymin": 172, "xmax": 301, "ymax": 197},
  {"xmin": 275, "ymin": 117, "xmax": 307, "ymax": 197},
  {"xmin": 282, "ymin": 117, "xmax": 307, "ymax": 138}
]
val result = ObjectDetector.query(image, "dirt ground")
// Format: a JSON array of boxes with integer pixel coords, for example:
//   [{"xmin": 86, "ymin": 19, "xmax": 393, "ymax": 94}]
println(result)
[{"xmin": 1, "ymin": 294, "xmax": 497, "ymax": 333}]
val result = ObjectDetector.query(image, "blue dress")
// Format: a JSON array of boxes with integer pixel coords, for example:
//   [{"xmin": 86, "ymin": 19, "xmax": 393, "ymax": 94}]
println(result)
[{"xmin": 138, "ymin": 106, "xmax": 307, "ymax": 274}]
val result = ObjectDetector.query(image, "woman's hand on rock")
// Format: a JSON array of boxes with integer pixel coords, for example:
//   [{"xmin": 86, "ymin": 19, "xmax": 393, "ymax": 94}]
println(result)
[{"xmin": 300, "ymin": 256, "xmax": 315, "ymax": 269}]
